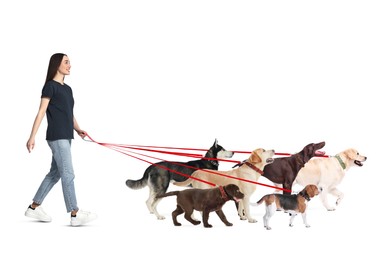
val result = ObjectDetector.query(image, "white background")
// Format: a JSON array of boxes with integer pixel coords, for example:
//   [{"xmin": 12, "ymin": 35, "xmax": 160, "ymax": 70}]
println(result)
[{"xmin": 1, "ymin": 1, "xmax": 389, "ymax": 259}]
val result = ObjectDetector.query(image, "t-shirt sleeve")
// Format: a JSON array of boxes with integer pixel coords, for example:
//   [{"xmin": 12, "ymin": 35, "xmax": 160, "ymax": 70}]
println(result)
[{"xmin": 41, "ymin": 82, "xmax": 54, "ymax": 99}]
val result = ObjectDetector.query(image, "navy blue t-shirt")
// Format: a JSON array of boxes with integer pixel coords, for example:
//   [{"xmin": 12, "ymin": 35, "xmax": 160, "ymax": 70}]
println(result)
[{"xmin": 41, "ymin": 80, "xmax": 74, "ymax": 140}]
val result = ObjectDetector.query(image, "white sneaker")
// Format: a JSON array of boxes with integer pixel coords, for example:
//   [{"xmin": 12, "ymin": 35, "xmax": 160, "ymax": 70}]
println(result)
[
  {"xmin": 70, "ymin": 210, "xmax": 97, "ymax": 226},
  {"xmin": 25, "ymin": 205, "xmax": 52, "ymax": 222}
]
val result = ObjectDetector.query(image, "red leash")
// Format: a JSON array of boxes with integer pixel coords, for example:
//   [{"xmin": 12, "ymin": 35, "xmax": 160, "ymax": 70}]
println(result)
[
  {"xmin": 86, "ymin": 137, "xmax": 329, "ymax": 158},
  {"xmin": 85, "ymin": 135, "xmax": 217, "ymax": 187},
  {"xmin": 83, "ymin": 134, "xmax": 293, "ymax": 192}
]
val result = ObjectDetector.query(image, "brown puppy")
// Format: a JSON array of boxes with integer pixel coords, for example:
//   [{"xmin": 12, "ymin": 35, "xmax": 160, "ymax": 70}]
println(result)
[
  {"xmin": 174, "ymin": 148, "xmax": 275, "ymax": 223},
  {"xmin": 157, "ymin": 184, "xmax": 244, "ymax": 228},
  {"xmin": 253, "ymin": 184, "xmax": 320, "ymax": 230}
]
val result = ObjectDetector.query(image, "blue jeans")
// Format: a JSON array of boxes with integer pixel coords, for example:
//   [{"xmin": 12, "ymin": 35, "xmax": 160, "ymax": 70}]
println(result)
[{"xmin": 32, "ymin": 139, "xmax": 79, "ymax": 213}]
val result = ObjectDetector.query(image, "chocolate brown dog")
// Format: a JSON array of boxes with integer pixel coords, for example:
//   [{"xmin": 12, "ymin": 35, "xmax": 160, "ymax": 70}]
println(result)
[
  {"xmin": 157, "ymin": 184, "xmax": 244, "ymax": 228},
  {"xmin": 262, "ymin": 142, "xmax": 325, "ymax": 194}
]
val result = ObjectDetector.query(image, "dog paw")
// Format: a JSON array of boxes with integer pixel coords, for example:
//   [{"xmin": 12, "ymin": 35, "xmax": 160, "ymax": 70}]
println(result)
[
  {"xmin": 174, "ymin": 223, "xmax": 182, "ymax": 226},
  {"xmin": 194, "ymin": 221, "xmax": 201, "ymax": 225},
  {"xmin": 265, "ymin": 226, "xmax": 272, "ymax": 230},
  {"xmin": 226, "ymin": 222, "xmax": 233, "ymax": 226},
  {"xmin": 305, "ymin": 225, "xmax": 311, "ymax": 228},
  {"xmin": 240, "ymin": 216, "xmax": 247, "ymax": 221},
  {"xmin": 248, "ymin": 218, "xmax": 257, "ymax": 223},
  {"xmin": 157, "ymin": 215, "xmax": 166, "ymax": 220},
  {"xmin": 327, "ymin": 207, "xmax": 336, "ymax": 211},
  {"xmin": 289, "ymin": 224, "xmax": 294, "ymax": 227},
  {"xmin": 204, "ymin": 224, "xmax": 213, "ymax": 228}
]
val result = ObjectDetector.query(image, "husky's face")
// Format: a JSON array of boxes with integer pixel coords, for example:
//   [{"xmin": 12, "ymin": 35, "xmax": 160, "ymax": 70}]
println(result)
[{"xmin": 213, "ymin": 140, "xmax": 234, "ymax": 159}]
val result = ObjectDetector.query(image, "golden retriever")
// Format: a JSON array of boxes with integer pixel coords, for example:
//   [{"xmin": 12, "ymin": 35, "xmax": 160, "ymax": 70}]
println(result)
[
  {"xmin": 173, "ymin": 148, "xmax": 275, "ymax": 223},
  {"xmin": 294, "ymin": 148, "xmax": 367, "ymax": 210}
]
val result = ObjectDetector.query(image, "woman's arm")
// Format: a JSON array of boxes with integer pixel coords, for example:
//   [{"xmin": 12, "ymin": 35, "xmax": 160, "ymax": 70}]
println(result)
[
  {"xmin": 74, "ymin": 116, "xmax": 87, "ymax": 139},
  {"xmin": 26, "ymin": 97, "xmax": 50, "ymax": 153}
]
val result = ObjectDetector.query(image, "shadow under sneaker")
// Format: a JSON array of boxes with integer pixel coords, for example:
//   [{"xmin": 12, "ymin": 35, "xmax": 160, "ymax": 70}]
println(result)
[
  {"xmin": 70, "ymin": 210, "xmax": 97, "ymax": 226},
  {"xmin": 25, "ymin": 205, "xmax": 52, "ymax": 222}
]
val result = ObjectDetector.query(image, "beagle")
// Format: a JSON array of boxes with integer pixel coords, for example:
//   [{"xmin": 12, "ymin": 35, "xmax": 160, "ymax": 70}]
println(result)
[{"xmin": 253, "ymin": 184, "xmax": 320, "ymax": 230}]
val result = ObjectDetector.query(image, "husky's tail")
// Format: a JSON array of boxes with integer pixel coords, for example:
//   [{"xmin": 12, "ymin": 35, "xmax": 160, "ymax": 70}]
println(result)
[
  {"xmin": 156, "ymin": 191, "xmax": 180, "ymax": 199},
  {"xmin": 125, "ymin": 170, "xmax": 149, "ymax": 190}
]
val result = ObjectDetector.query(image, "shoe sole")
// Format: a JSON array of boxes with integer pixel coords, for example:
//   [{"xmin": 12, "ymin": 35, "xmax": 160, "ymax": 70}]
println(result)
[
  {"xmin": 25, "ymin": 211, "xmax": 52, "ymax": 222},
  {"xmin": 70, "ymin": 216, "xmax": 97, "ymax": 227}
]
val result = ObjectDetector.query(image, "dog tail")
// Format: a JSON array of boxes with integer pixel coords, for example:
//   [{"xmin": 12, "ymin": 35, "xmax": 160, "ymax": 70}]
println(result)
[
  {"xmin": 172, "ymin": 177, "xmax": 193, "ymax": 187},
  {"xmin": 251, "ymin": 195, "xmax": 267, "ymax": 206},
  {"xmin": 156, "ymin": 191, "xmax": 180, "ymax": 199},
  {"xmin": 125, "ymin": 170, "xmax": 149, "ymax": 190}
]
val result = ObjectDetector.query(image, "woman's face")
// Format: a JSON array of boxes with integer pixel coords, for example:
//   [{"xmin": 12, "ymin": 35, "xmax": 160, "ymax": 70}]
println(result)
[{"xmin": 58, "ymin": 55, "xmax": 71, "ymax": 76}]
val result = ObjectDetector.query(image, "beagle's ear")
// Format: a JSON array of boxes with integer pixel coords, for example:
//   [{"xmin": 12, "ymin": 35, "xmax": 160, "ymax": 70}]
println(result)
[
  {"xmin": 248, "ymin": 149, "xmax": 262, "ymax": 163},
  {"xmin": 306, "ymin": 185, "xmax": 318, "ymax": 197},
  {"xmin": 306, "ymin": 186, "xmax": 313, "ymax": 197}
]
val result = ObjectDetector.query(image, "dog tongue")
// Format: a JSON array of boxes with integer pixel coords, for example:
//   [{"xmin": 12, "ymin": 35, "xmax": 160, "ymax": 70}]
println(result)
[
  {"xmin": 315, "ymin": 150, "xmax": 325, "ymax": 156},
  {"xmin": 355, "ymin": 160, "xmax": 363, "ymax": 166}
]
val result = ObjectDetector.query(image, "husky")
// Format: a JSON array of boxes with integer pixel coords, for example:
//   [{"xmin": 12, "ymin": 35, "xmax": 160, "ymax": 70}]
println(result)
[{"xmin": 125, "ymin": 139, "xmax": 234, "ymax": 219}]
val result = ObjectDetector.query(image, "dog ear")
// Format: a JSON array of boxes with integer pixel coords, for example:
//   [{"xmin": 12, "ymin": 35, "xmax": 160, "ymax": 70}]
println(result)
[
  {"xmin": 300, "ymin": 187, "xmax": 309, "ymax": 198},
  {"xmin": 213, "ymin": 139, "xmax": 218, "ymax": 147},
  {"xmin": 345, "ymin": 148, "xmax": 358, "ymax": 160},
  {"xmin": 248, "ymin": 149, "xmax": 262, "ymax": 163},
  {"xmin": 307, "ymin": 185, "xmax": 318, "ymax": 197}
]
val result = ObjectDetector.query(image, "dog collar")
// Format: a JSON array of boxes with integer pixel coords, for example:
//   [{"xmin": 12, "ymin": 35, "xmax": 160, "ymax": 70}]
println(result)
[
  {"xmin": 219, "ymin": 186, "xmax": 228, "ymax": 201},
  {"xmin": 298, "ymin": 192, "xmax": 311, "ymax": 201},
  {"xmin": 244, "ymin": 161, "xmax": 264, "ymax": 175},
  {"xmin": 295, "ymin": 154, "xmax": 305, "ymax": 167},
  {"xmin": 209, "ymin": 159, "xmax": 219, "ymax": 167},
  {"xmin": 335, "ymin": 154, "xmax": 346, "ymax": 170}
]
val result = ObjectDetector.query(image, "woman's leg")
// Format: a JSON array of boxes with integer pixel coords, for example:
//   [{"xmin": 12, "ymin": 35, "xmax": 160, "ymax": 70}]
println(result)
[
  {"xmin": 25, "ymin": 147, "xmax": 61, "ymax": 222},
  {"xmin": 48, "ymin": 139, "xmax": 78, "ymax": 213},
  {"xmin": 32, "ymin": 155, "xmax": 60, "ymax": 205}
]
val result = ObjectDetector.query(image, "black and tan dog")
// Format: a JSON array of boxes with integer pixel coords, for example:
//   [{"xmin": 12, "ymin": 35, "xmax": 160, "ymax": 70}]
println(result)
[
  {"xmin": 157, "ymin": 184, "xmax": 244, "ymax": 228},
  {"xmin": 252, "ymin": 184, "xmax": 320, "ymax": 230}
]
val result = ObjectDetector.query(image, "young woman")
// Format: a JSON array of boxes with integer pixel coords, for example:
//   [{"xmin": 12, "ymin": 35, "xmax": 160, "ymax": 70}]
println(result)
[{"xmin": 25, "ymin": 53, "xmax": 97, "ymax": 226}]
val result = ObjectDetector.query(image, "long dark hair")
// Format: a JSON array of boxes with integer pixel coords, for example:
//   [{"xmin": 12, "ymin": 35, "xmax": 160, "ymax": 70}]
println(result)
[{"xmin": 45, "ymin": 53, "xmax": 67, "ymax": 84}]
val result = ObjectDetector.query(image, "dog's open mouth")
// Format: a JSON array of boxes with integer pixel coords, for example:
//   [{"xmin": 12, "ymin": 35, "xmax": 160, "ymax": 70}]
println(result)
[
  {"xmin": 266, "ymin": 158, "xmax": 274, "ymax": 163},
  {"xmin": 315, "ymin": 150, "xmax": 325, "ymax": 156},
  {"xmin": 234, "ymin": 197, "xmax": 242, "ymax": 202},
  {"xmin": 354, "ymin": 160, "xmax": 364, "ymax": 167}
]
